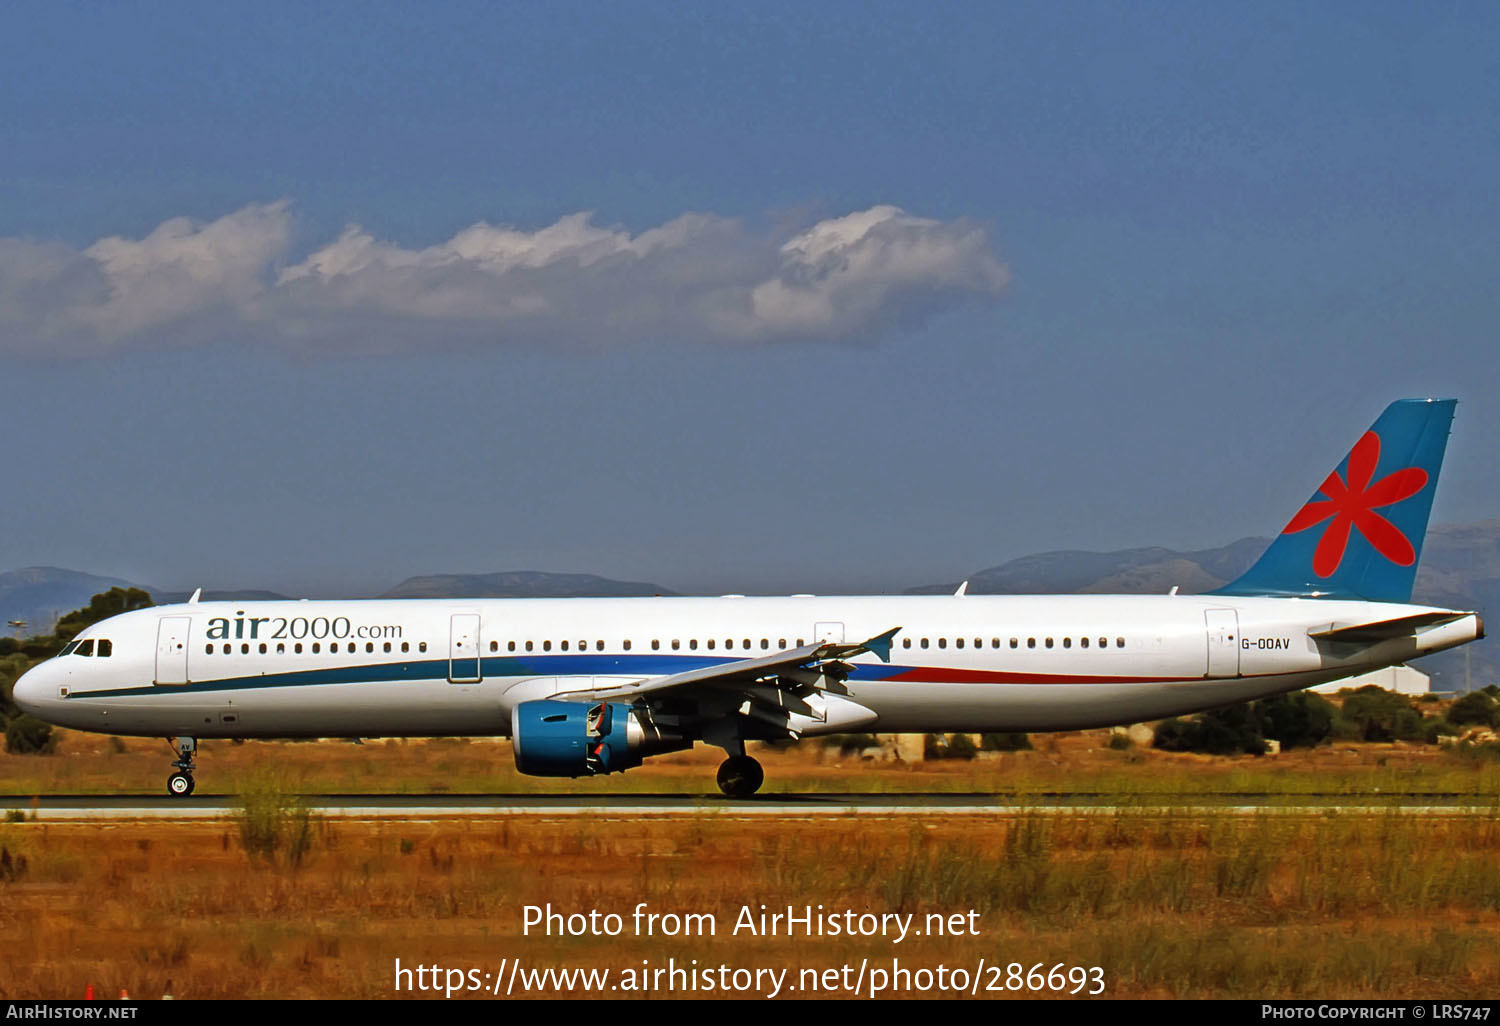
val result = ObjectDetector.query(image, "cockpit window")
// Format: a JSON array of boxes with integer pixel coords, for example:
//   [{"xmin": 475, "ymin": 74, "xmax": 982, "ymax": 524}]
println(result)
[
  {"xmin": 60, "ymin": 640, "xmax": 81, "ymax": 656},
  {"xmin": 97, "ymin": 639, "xmax": 112, "ymax": 657},
  {"xmin": 75, "ymin": 639, "xmax": 95, "ymax": 657}
]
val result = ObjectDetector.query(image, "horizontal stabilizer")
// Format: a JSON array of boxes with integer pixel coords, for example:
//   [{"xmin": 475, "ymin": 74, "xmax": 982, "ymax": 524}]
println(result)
[{"xmin": 1309, "ymin": 611, "xmax": 1468, "ymax": 644}]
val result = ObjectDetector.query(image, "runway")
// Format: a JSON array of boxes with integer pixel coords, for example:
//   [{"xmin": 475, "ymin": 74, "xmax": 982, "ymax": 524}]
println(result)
[{"xmin": 2, "ymin": 792, "xmax": 1497, "ymax": 820}]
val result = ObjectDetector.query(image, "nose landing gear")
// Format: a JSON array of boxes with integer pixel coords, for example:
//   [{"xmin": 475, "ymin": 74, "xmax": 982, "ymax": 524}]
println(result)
[{"xmin": 166, "ymin": 736, "xmax": 197, "ymax": 797}]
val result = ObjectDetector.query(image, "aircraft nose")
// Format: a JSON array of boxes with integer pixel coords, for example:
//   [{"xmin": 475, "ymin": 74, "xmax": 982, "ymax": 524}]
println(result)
[{"xmin": 11, "ymin": 665, "xmax": 47, "ymax": 717}]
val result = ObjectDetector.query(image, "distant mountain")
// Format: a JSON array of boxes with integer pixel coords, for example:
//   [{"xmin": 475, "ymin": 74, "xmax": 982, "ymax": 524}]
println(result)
[
  {"xmin": 907, "ymin": 522, "xmax": 1500, "ymax": 692},
  {"xmin": 0, "ymin": 568, "xmax": 293, "ymax": 633},
  {"xmin": 152, "ymin": 590, "xmax": 291, "ymax": 604},
  {"xmin": 0, "ymin": 567, "xmax": 143, "ymax": 634},
  {"xmin": 380, "ymin": 571, "xmax": 677, "ymax": 599}
]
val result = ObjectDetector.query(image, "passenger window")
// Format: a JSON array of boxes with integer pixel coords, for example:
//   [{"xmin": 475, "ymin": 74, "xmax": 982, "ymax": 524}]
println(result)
[
  {"xmin": 956, "ymin": 637, "xmax": 964, "ymax": 649},
  {"xmin": 743, "ymin": 639, "xmax": 751, "ymax": 650},
  {"xmin": 295, "ymin": 643, "xmax": 303, "ymax": 654},
  {"xmin": 1081, "ymin": 637, "xmax": 1090, "ymax": 648},
  {"xmin": 525, "ymin": 641, "xmax": 534, "ymax": 652},
  {"xmin": 1010, "ymin": 638, "xmax": 1018, "ymax": 648},
  {"xmin": 76, "ymin": 639, "xmax": 94, "ymax": 656},
  {"xmin": 761, "ymin": 639, "xmax": 769, "ymax": 650},
  {"xmin": 992, "ymin": 638, "xmax": 1001, "ymax": 648},
  {"xmin": 652, "ymin": 640, "xmax": 661, "ymax": 650},
  {"xmin": 706, "ymin": 639, "xmax": 715, "ymax": 650},
  {"xmin": 489, "ymin": 641, "xmax": 498, "ymax": 652},
  {"xmin": 561, "ymin": 640, "xmax": 569, "ymax": 651},
  {"xmin": 1045, "ymin": 638, "xmax": 1054, "ymax": 649},
  {"xmin": 596, "ymin": 641, "xmax": 604, "ymax": 651},
  {"xmin": 690, "ymin": 640, "xmax": 698, "ymax": 650},
  {"xmin": 921, "ymin": 639, "xmax": 930, "ymax": 649},
  {"xmin": 242, "ymin": 643, "xmax": 250, "ymax": 654},
  {"xmin": 544, "ymin": 641, "xmax": 552, "ymax": 652},
  {"xmin": 1027, "ymin": 638, "xmax": 1036, "ymax": 649},
  {"xmin": 205, "ymin": 644, "xmax": 214, "ymax": 655},
  {"xmin": 331, "ymin": 642, "xmax": 340, "ymax": 654},
  {"xmin": 419, "ymin": 642, "xmax": 427, "ymax": 653},
  {"xmin": 224, "ymin": 643, "xmax": 232, "ymax": 654},
  {"xmin": 1117, "ymin": 637, "xmax": 1126, "ymax": 648},
  {"xmin": 975, "ymin": 638, "xmax": 982, "ymax": 649},
  {"xmin": 938, "ymin": 638, "xmax": 947, "ymax": 649},
  {"xmin": 507, "ymin": 641, "xmax": 516, "ymax": 652},
  {"xmin": 312, "ymin": 643, "xmax": 321, "ymax": 654},
  {"xmin": 366, "ymin": 642, "xmax": 374, "ymax": 653},
  {"xmin": 259, "ymin": 643, "xmax": 267, "ymax": 654},
  {"xmin": 1099, "ymin": 637, "xmax": 1107, "ymax": 648},
  {"xmin": 1063, "ymin": 637, "xmax": 1071, "ymax": 649},
  {"xmin": 903, "ymin": 638, "xmax": 912, "ymax": 649},
  {"xmin": 277, "ymin": 643, "xmax": 285, "ymax": 654},
  {"xmin": 402, "ymin": 642, "xmax": 410, "ymax": 653},
  {"xmin": 97, "ymin": 639, "xmax": 112, "ymax": 657},
  {"xmin": 671, "ymin": 640, "xmax": 680, "ymax": 651},
  {"xmin": 623, "ymin": 640, "xmax": 632, "ymax": 651},
  {"xmin": 797, "ymin": 639, "xmax": 805, "ymax": 647},
  {"xmin": 384, "ymin": 642, "xmax": 392, "ymax": 653},
  {"xmin": 778, "ymin": 639, "xmax": 787, "ymax": 648}
]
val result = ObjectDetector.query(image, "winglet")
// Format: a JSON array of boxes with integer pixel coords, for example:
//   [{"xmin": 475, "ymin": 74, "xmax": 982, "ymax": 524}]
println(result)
[
  {"xmin": 188, "ymin": 588, "xmax": 202, "ymax": 605},
  {"xmin": 954, "ymin": 581, "xmax": 968, "ymax": 597},
  {"xmin": 858, "ymin": 626, "xmax": 901, "ymax": 664}
]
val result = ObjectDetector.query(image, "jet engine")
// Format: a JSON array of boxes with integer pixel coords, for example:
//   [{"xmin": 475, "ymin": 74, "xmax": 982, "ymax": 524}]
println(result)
[{"xmin": 511, "ymin": 700, "xmax": 688, "ymax": 777}]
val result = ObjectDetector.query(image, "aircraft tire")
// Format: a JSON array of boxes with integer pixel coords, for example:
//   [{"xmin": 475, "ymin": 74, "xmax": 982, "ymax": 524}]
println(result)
[
  {"xmin": 167, "ymin": 773, "xmax": 193, "ymax": 798},
  {"xmin": 716, "ymin": 756, "xmax": 764, "ymax": 798}
]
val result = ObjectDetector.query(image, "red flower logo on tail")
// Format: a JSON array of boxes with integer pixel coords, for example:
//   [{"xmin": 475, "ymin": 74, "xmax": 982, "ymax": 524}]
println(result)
[{"xmin": 1282, "ymin": 430, "xmax": 1428, "ymax": 578}]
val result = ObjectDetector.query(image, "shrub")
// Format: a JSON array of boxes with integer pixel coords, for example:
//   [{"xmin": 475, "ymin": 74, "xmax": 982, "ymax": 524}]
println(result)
[
  {"xmin": 944, "ymin": 733, "xmax": 978, "ymax": 760},
  {"xmin": 1107, "ymin": 732, "xmax": 1134, "ymax": 750},
  {"xmin": 1447, "ymin": 691, "xmax": 1498, "ymax": 728},
  {"xmin": 1336, "ymin": 686, "xmax": 1425, "ymax": 742},
  {"xmin": 981, "ymin": 732, "xmax": 1033, "ymax": 752},
  {"xmin": 1258, "ymin": 691, "xmax": 1336, "ymax": 749},
  {"xmin": 4, "ymin": 715, "xmax": 56, "ymax": 755},
  {"xmin": 1153, "ymin": 705, "xmax": 1267, "ymax": 756},
  {"xmin": 236, "ymin": 777, "xmax": 316, "ymax": 869}
]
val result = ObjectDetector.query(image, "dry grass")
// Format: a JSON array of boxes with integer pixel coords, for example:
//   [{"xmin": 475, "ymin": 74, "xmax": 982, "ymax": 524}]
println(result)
[
  {"xmin": 1, "ymin": 810, "xmax": 1498, "ymax": 999},
  {"xmin": 3, "ymin": 728, "xmax": 1499, "ymax": 800},
  {"xmin": 2, "ymin": 731, "xmax": 1498, "ymax": 999}
]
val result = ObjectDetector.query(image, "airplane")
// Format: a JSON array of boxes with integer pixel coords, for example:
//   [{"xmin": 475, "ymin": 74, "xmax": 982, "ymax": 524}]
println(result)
[{"xmin": 11, "ymin": 399, "xmax": 1484, "ymax": 798}]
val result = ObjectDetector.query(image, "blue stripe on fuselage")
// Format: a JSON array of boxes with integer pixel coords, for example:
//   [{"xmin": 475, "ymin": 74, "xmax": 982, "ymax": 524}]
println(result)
[{"xmin": 67, "ymin": 653, "xmax": 912, "ymax": 699}]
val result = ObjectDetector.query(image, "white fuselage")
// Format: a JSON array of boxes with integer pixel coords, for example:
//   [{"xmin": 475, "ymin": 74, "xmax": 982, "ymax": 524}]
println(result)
[{"xmin": 13, "ymin": 594, "xmax": 1482, "ymax": 740}]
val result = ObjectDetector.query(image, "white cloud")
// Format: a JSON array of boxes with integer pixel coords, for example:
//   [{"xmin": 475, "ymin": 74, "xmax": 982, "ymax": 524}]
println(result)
[{"xmin": 0, "ymin": 200, "xmax": 1007, "ymax": 357}]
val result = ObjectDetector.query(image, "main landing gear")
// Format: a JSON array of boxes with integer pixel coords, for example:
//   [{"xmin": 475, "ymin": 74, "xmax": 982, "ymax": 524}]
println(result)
[
  {"xmin": 166, "ymin": 736, "xmax": 197, "ymax": 797},
  {"xmin": 716, "ymin": 755, "xmax": 764, "ymax": 798}
]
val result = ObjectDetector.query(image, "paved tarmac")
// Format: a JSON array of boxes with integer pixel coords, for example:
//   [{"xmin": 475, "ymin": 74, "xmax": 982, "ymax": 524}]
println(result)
[{"xmin": 1, "ymin": 792, "xmax": 1496, "ymax": 820}]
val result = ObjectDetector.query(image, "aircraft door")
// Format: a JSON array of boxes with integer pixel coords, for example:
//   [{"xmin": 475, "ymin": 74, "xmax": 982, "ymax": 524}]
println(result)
[
  {"xmin": 1204, "ymin": 609, "xmax": 1240, "ymax": 678},
  {"xmin": 814, "ymin": 622, "xmax": 844, "ymax": 645},
  {"xmin": 449, "ymin": 613, "xmax": 482, "ymax": 683},
  {"xmin": 155, "ymin": 616, "xmax": 191, "ymax": 685}
]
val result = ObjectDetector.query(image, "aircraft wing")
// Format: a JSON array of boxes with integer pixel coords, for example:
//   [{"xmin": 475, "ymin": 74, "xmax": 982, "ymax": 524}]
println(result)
[
  {"xmin": 547, "ymin": 626, "xmax": 901, "ymax": 701},
  {"xmin": 1309, "ymin": 611, "xmax": 1469, "ymax": 644}
]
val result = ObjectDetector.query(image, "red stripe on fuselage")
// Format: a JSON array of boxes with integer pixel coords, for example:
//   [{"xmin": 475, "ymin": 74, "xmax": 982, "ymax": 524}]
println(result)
[{"xmin": 882, "ymin": 667, "xmax": 1205, "ymax": 685}]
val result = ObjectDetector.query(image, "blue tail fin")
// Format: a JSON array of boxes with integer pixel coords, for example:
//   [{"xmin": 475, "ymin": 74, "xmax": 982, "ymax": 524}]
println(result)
[{"xmin": 1213, "ymin": 399, "xmax": 1455, "ymax": 603}]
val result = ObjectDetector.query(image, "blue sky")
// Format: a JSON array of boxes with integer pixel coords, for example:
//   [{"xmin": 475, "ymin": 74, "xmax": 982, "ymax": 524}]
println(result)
[{"xmin": 2, "ymin": 2, "xmax": 1497, "ymax": 596}]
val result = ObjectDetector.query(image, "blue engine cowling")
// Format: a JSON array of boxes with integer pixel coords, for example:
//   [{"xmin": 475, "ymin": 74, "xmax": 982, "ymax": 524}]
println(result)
[{"xmin": 511, "ymin": 700, "xmax": 666, "ymax": 777}]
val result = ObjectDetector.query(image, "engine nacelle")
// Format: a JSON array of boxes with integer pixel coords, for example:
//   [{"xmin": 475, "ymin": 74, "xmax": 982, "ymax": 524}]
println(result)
[{"xmin": 511, "ymin": 700, "xmax": 688, "ymax": 777}]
